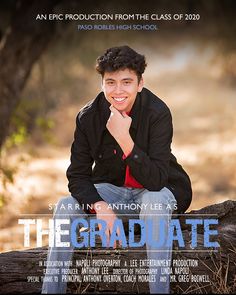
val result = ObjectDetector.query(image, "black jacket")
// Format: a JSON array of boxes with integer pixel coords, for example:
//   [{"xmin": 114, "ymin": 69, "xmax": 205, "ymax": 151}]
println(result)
[{"xmin": 66, "ymin": 88, "xmax": 192, "ymax": 213}]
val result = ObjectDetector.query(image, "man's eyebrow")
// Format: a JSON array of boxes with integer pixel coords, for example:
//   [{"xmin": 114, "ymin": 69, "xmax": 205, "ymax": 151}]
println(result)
[
  {"xmin": 105, "ymin": 77, "xmax": 134, "ymax": 81},
  {"xmin": 105, "ymin": 78, "xmax": 115, "ymax": 81},
  {"xmin": 122, "ymin": 78, "xmax": 133, "ymax": 81}
]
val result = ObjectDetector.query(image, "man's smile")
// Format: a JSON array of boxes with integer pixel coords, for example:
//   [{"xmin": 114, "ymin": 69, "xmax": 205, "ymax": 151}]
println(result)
[{"xmin": 112, "ymin": 96, "xmax": 128, "ymax": 103}]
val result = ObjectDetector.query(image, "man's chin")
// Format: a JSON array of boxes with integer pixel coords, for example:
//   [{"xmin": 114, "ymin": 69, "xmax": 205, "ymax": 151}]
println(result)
[{"xmin": 112, "ymin": 105, "xmax": 126, "ymax": 112}]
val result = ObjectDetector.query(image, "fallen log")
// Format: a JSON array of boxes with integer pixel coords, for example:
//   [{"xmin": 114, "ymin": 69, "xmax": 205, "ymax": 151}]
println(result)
[{"xmin": 0, "ymin": 200, "xmax": 235, "ymax": 294}]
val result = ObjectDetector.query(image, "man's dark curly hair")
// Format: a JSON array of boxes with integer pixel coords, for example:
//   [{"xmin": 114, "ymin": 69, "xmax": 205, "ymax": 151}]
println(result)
[{"xmin": 96, "ymin": 45, "xmax": 147, "ymax": 82}]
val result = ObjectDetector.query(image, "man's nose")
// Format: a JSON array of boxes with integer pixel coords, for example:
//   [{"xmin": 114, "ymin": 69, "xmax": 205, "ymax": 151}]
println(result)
[{"xmin": 114, "ymin": 83, "xmax": 124, "ymax": 94}]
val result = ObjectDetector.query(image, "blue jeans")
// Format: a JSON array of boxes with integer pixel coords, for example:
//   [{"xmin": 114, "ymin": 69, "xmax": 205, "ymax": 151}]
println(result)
[{"xmin": 42, "ymin": 183, "xmax": 176, "ymax": 294}]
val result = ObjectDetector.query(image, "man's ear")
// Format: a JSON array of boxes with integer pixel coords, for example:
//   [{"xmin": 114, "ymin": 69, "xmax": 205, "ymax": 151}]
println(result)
[{"xmin": 138, "ymin": 77, "xmax": 144, "ymax": 92}]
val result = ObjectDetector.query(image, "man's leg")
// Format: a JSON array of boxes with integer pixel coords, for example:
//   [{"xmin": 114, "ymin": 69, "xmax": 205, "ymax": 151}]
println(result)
[
  {"xmin": 135, "ymin": 187, "xmax": 177, "ymax": 294},
  {"xmin": 95, "ymin": 184, "xmax": 177, "ymax": 293},
  {"xmin": 41, "ymin": 196, "xmax": 86, "ymax": 294},
  {"xmin": 42, "ymin": 184, "xmax": 132, "ymax": 294}
]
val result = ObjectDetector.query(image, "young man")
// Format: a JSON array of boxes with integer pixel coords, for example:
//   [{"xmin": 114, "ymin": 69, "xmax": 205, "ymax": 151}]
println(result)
[{"xmin": 42, "ymin": 46, "xmax": 192, "ymax": 294}]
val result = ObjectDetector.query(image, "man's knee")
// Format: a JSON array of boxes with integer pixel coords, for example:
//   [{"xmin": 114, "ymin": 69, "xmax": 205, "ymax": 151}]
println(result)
[
  {"xmin": 54, "ymin": 195, "xmax": 81, "ymax": 215},
  {"xmin": 140, "ymin": 187, "xmax": 177, "ymax": 211}
]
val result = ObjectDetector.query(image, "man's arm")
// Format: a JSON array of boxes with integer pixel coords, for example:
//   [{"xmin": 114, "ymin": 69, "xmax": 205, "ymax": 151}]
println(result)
[
  {"xmin": 67, "ymin": 114, "xmax": 118, "ymax": 246},
  {"xmin": 66, "ymin": 114, "xmax": 103, "ymax": 210},
  {"xmin": 107, "ymin": 105, "xmax": 173, "ymax": 191}
]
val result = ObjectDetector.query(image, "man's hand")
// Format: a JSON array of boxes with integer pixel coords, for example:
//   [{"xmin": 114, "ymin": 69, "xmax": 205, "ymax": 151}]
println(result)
[
  {"xmin": 106, "ymin": 105, "xmax": 134, "ymax": 156},
  {"xmin": 93, "ymin": 200, "xmax": 119, "ymax": 248}
]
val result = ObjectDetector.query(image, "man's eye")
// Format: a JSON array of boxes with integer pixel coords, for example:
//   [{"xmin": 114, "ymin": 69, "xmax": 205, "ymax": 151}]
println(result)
[
  {"xmin": 124, "ymin": 81, "xmax": 131, "ymax": 85},
  {"xmin": 107, "ymin": 81, "xmax": 114, "ymax": 85}
]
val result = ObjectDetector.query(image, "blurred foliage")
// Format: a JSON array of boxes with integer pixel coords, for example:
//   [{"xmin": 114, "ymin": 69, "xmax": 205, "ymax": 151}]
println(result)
[
  {"xmin": 4, "ymin": 126, "xmax": 28, "ymax": 149},
  {"xmin": 5, "ymin": 102, "xmax": 56, "ymax": 149},
  {"xmin": 199, "ymin": 155, "xmax": 236, "ymax": 193},
  {"xmin": 35, "ymin": 117, "xmax": 55, "ymax": 144},
  {"xmin": 0, "ymin": 194, "xmax": 5, "ymax": 209},
  {"xmin": 0, "ymin": 162, "xmax": 17, "ymax": 210},
  {"xmin": 0, "ymin": 94, "xmax": 56, "ymax": 201},
  {"xmin": 0, "ymin": 166, "xmax": 16, "ymax": 188}
]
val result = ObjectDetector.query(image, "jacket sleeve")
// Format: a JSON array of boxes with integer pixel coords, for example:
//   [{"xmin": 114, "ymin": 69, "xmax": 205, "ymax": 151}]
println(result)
[
  {"xmin": 124, "ymin": 109, "xmax": 173, "ymax": 190},
  {"xmin": 66, "ymin": 114, "xmax": 103, "ymax": 209}
]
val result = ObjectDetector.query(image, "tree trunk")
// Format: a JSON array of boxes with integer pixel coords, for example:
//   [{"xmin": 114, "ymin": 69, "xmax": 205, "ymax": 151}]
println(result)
[
  {"xmin": 0, "ymin": 0, "xmax": 59, "ymax": 150},
  {"xmin": 0, "ymin": 200, "xmax": 235, "ymax": 294}
]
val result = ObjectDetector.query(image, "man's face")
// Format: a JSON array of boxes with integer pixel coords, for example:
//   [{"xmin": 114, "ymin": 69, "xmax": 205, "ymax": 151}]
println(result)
[{"xmin": 102, "ymin": 68, "xmax": 143, "ymax": 113}]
